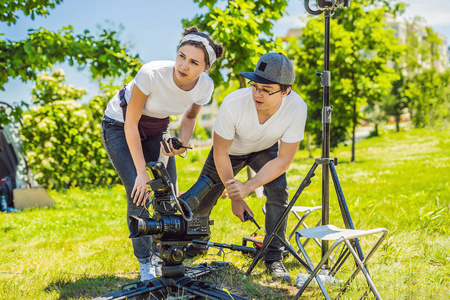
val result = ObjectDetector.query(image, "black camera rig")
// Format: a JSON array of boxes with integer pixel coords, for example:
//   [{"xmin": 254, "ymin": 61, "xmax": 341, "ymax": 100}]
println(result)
[
  {"xmin": 129, "ymin": 161, "xmax": 214, "ymax": 277},
  {"xmin": 95, "ymin": 161, "xmax": 255, "ymax": 299}
]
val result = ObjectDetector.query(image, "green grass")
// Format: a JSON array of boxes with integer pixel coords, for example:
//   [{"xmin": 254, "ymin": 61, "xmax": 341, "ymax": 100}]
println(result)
[{"xmin": 0, "ymin": 127, "xmax": 449, "ymax": 299}]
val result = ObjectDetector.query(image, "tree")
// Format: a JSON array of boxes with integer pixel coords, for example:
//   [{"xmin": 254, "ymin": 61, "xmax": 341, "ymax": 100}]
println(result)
[
  {"xmin": 183, "ymin": 0, "xmax": 288, "ymax": 91},
  {"xmin": 286, "ymin": 0, "xmax": 404, "ymax": 161},
  {"xmin": 390, "ymin": 20, "xmax": 450, "ymax": 129},
  {"xmin": 21, "ymin": 70, "xmax": 120, "ymax": 188},
  {"xmin": 0, "ymin": 26, "xmax": 141, "ymax": 91},
  {"xmin": 0, "ymin": 1, "xmax": 142, "ymax": 126},
  {"xmin": 0, "ymin": 0, "xmax": 141, "ymax": 187},
  {"xmin": 0, "ymin": 0, "xmax": 62, "ymax": 26}
]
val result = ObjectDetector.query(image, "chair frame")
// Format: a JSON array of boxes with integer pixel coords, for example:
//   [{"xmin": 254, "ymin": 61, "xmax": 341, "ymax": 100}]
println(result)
[{"xmin": 294, "ymin": 225, "xmax": 388, "ymax": 300}]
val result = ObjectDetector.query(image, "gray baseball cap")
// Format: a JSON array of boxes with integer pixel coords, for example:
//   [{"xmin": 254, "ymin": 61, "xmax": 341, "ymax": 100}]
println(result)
[{"xmin": 240, "ymin": 52, "xmax": 295, "ymax": 85}]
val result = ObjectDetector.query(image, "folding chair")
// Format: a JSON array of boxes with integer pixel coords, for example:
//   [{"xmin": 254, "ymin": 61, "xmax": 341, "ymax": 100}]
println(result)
[
  {"xmin": 262, "ymin": 204, "xmax": 322, "ymax": 248},
  {"xmin": 294, "ymin": 225, "xmax": 388, "ymax": 300}
]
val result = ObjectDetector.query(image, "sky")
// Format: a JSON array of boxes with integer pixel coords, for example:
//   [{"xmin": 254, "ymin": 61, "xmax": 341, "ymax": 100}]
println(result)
[{"xmin": 1, "ymin": 0, "xmax": 449, "ymax": 106}]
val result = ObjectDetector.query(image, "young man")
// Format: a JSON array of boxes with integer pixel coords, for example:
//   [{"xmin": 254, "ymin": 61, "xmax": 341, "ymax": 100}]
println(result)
[{"xmin": 187, "ymin": 52, "xmax": 307, "ymax": 280}]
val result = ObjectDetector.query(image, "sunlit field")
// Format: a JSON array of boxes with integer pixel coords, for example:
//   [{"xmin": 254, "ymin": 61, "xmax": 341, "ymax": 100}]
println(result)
[{"xmin": 0, "ymin": 127, "xmax": 448, "ymax": 299}]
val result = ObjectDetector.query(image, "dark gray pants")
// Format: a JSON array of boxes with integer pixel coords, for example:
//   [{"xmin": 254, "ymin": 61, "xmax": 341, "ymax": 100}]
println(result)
[
  {"xmin": 101, "ymin": 115, "xmax": 176, "ymax": 264},
  {"xmin": 193, "ymin": 143, "xmax": 289, "ymax": 262}
]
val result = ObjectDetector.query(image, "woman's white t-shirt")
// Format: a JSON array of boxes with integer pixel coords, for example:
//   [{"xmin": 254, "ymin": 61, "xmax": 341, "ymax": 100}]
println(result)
[
  {"xmin": 214, "ymin": 88, "xmax": 307, "ymax": 156},
  {"xmin": 104, "ymin": 60, "xmax": 214, "ymax": 121}
]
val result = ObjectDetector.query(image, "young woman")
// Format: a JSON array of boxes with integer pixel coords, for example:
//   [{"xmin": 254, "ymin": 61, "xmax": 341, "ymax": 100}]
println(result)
[{"xmin": 101, "ymin": 27, "xmax": 223, "ymax": 281}]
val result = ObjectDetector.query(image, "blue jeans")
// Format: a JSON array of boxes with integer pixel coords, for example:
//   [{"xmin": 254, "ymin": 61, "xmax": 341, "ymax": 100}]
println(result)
[
  {"xmin": 193, "ymin": 143, "xmax": 289, "ymax": 262},
  {"xmin": 101, "ymin": 115, "xmax": 177, "ymax": 264}
]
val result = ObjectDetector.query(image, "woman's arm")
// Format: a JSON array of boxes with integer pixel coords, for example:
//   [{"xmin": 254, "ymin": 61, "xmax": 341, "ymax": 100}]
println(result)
[
  {"xmin": 162, "ymin": 103, "xmax": 203, "ymax": 156},
  {"xmin": 124, "ymin": 85, "xmax": 150, "ymax": 206}
]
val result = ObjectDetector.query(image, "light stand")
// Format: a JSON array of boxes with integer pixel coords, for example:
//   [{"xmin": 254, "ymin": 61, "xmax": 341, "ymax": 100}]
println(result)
[{"xmin": 245, "ymin": 0, "xmax": 365, "ymax": 278}]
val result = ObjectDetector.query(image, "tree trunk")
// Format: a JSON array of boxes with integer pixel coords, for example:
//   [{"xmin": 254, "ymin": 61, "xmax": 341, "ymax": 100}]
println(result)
[
  {"xmin": 395, "ymin": 116, "xmax": 400, "ymax": 132},
  {"xmin": 306, "ymin": 132, "xmax": 313, "ymax": 158},
  {"xmin": 374, "ymin": 123, "xmax": 379, "ymax": 136},
  {"xmin": 351, "ymin": 101, "xmax": 357, "ymax": 162}
]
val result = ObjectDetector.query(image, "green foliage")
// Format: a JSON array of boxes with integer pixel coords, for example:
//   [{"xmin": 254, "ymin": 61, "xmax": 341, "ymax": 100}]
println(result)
[
  {"xmin": 31, "ymin": 69, "xmax": 87, "ymax": 105},
  {"xmin": 0, "ymin": 0, "xmax": 63, "ymax": 25},
  {"xmin": 193, "ymin": 122, "xmax": 209, "ymax": 140},
  {"xmin": 407, "ymin": 68, "xmax": 450, "ymax": 128},
  {"xmin": 0, "ymin": 25, "xmax": 141, "ymax": 93},
  {"xmin": 287, "ymin": 1, "xmax": 404, "ymax": 161},
  {"xmin": 0, "ymin": 100, "xmax": 29, "ymax": 126},
  {"xmin": 20, "ymin": 71, "xmax": 120, "ymax": 189},
  {"xmin": 184, "ymin": 0, "xmax": 288, "ymax": 87},
  {"xmin": 387, "ymin": 19, "xmax": 450, "ymax": 131},
  {"xmin": 0, "ymin": 0, "xmax": 141, "ymax": 188}
]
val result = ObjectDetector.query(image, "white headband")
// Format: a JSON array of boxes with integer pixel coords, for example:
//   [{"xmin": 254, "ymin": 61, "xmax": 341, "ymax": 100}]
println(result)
[{"xmin": 180, "ymin": 34, "xmax": 217, "ymax": 65}]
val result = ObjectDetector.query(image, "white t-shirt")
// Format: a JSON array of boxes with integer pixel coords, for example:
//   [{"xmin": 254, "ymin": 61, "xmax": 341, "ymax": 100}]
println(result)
[
  {"xmin": 104, "ymin": 61, "xmax": 214, "ymax": 121},
  {"xmin": 214, "ymin": 88, "xmax": 307, "ymax": 155}
]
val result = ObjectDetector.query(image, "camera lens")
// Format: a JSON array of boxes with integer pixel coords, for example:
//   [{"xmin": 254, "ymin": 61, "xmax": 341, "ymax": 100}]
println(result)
[
  {"xmin": 129, "ymin": 215, "xmax": 163, "ymax": 238},
  {"xmin": 179, "ymin": 175, "xmax": 214, "ymax": 212}
]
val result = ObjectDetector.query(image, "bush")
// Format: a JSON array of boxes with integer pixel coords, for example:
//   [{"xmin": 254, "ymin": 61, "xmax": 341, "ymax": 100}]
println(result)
[
  {"xmin": 21, "ymin": 99, "xmax": 119, "ymax": 189},
  {"xmin": 20, "ymin": 70, "xmax": 120, "ymax": 189}
]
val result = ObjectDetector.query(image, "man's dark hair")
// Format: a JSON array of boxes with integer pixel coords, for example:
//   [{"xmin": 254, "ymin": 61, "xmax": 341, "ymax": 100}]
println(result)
[{"xmin": 280, "ymin": 84, "xmax": 292, "ymax": 95}]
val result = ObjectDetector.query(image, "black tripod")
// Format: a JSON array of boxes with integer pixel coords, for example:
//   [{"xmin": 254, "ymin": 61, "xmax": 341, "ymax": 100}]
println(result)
[
  {"xmin": 93, "ymin": 244, "xmax": 249, "ymax": 300},
  {"xmin": 245, "ymin": 0, "xmax": 364, "ymax": 278}
]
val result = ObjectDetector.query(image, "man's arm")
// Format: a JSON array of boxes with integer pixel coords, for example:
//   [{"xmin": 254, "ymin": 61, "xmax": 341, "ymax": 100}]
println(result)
[
  {"xmin": 213, "ymin": 133, "xmax": 254, "ymax": 221},
  {"xmin": 212, "ymin": 132, "xmax": 234, "ymax": 185},
  {"xmin": 226, "ymin": 140, "xmax": 300, "ymax": 201}
]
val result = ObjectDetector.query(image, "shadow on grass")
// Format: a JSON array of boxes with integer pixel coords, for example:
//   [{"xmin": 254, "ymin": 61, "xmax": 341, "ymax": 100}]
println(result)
[
  {"xmin": 44, "ymin": 265, "xmax": 303, "ymax": 300},
  {"xmin": 45, "ymin": 275, "xmax": 133, "ymax": 299},
  {"xmin": 213, "ymin": 259, "xmax": 307, "ymax": 300}
]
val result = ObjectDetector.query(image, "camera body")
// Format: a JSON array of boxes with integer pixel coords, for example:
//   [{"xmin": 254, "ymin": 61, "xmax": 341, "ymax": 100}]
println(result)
[
  {"xmin": 161, "ymin": 137, "xmax": 192, "ymax": 153},
  {"xmin": 129, "ymin": 161, "xmax": 214, "ymax": 245}
]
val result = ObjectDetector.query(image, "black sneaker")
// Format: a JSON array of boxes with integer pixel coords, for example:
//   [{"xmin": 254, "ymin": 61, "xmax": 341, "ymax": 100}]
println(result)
[
  {"xmin": 185, "ymin": 244, "xmax": 208, "ymax": 259},
  {"xmin": 265, "ymin": 260, "xmax": 290, "ymax": 281}
]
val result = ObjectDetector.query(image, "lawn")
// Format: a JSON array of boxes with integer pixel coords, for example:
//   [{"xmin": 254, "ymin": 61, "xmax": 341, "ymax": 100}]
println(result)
[{"xmin": 0, "ymin": 127, "xmax": 448, "ymax": 299}]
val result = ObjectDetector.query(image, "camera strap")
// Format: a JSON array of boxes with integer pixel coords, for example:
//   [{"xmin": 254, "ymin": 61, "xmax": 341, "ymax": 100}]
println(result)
[{"xmin": 119, "ymin": 85, "xmax": 170, "ymax": 140}]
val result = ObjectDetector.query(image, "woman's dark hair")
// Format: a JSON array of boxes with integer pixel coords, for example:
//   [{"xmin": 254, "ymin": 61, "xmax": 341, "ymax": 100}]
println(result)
[{"xmin": 179, "ymin": 27, "xmax": 224, "ymax": 66}]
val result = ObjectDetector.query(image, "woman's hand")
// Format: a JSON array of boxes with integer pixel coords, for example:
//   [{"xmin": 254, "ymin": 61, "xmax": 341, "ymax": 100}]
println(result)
[
  {"xmin": 160, "ymin": 139, "xmax": 188, "ymax": 157},
  {"xmin": 131, "ymin": 171, "xmax": 152, "ymax": 206}
]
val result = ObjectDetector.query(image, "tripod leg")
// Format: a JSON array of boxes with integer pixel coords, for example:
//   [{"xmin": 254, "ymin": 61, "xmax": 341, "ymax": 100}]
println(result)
[
  {"xmin": 329, "ymin": 161, "xmax": 364, "ymax": 260},
  {"xmin": 245, "ymin": 162, "xmax": 319, "ymax": 276}
]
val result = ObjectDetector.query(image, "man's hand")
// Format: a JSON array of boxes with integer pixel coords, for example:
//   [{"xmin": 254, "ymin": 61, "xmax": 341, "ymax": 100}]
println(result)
[
  {"xmin": 225, "ymin": 179, "xmax": 252, "ymax": 201},
  {"xmin": 131, "ymin": 171, "xmax": 152, "ymax": 206},
  {"xmin": 230, "ymin": 198, "xmax": 254, "ymax": 222}
]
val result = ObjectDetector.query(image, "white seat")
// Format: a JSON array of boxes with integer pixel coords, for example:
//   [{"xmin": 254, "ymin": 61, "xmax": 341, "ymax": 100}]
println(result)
[
  {"xmin": 294, "ymin": 225, "xmax": 388, "ymax": 300},
  {"xmin": 262, "ymin": 205, "xmax": 322, "ymax": 246}
]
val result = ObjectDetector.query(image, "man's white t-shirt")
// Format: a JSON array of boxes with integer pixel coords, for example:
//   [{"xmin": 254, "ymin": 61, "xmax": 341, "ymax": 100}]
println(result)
[
  {"xmin": 104, "ymin": 61, "xmax": 214, "ymax": 122},
  {"xmin": 214, "ymin": 88, "xmax": 307, "ymax": 156}
]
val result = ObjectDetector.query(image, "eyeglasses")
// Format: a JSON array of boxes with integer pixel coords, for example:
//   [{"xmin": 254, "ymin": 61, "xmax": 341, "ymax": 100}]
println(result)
[{"xmin": 248, "ymin": 81, "xmax": 282, "ymax": 96}]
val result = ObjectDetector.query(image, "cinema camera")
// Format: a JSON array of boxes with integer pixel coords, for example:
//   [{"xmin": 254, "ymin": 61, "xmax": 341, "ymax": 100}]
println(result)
[{"xmin": 129, "ymin": 161, "xmax": 214, "ymax": 278}]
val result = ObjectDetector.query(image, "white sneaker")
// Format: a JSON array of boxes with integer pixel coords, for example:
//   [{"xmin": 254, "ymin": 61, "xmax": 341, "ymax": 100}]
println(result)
[
  {"xmin": 140, "ymin": 262, "xmax": 156, "ymax": 281},
  {"xmin": 152, "ymin": 255, "xmax": 162, "ymax": 277}
]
